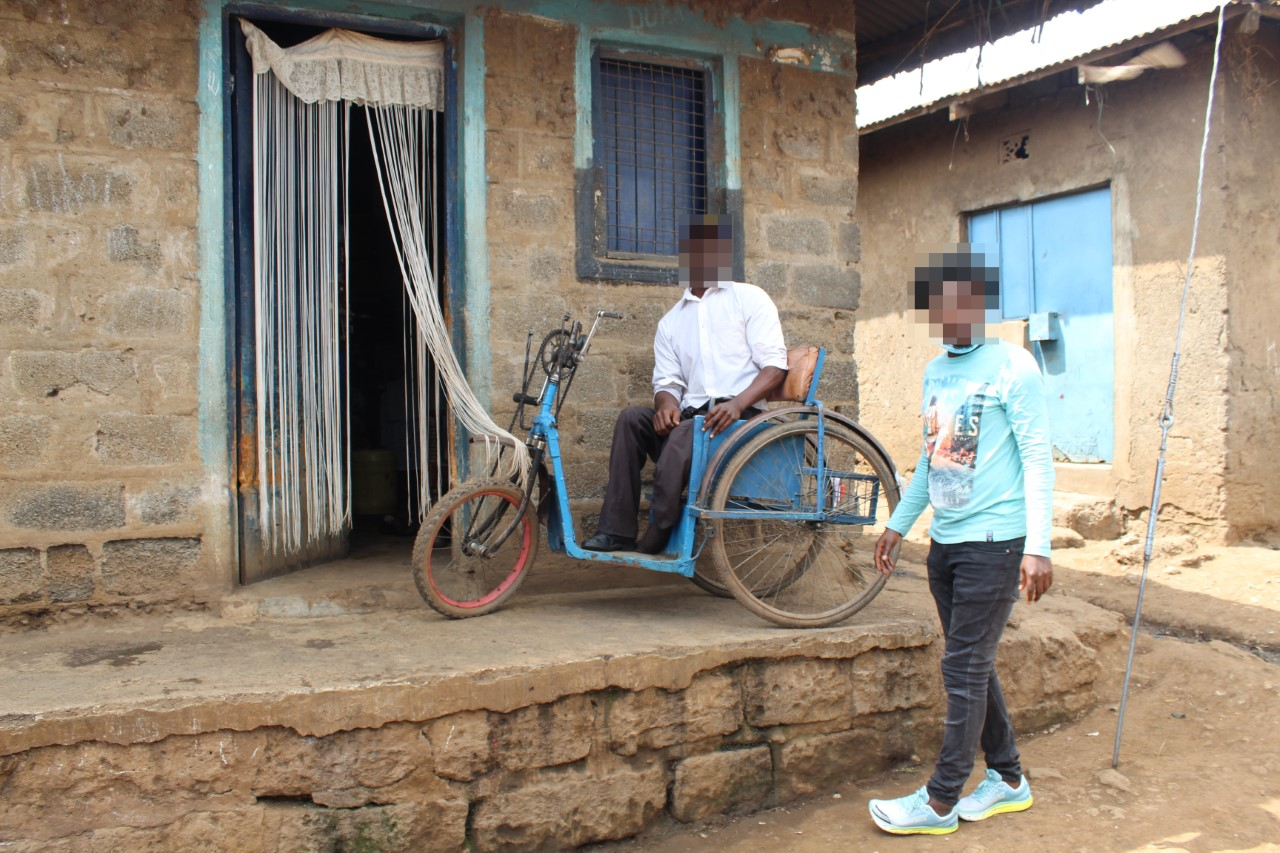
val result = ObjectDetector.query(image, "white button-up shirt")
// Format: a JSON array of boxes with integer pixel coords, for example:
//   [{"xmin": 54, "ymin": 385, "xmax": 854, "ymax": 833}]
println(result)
[{"xmin": 652, "ymin": 281, "xmax": 789, "ymax": 410}]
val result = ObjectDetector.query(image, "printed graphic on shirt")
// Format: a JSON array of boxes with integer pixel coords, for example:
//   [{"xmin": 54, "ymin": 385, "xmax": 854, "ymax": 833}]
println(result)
[{"xmin": 923, "ymin": 377, "xmax": 994, "ymax": 509}]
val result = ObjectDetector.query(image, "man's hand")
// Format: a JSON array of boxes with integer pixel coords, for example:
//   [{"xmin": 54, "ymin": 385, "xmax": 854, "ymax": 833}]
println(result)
[
  {"xmin": 703, "ymin": 399, "xmax": 744, "ymax": 437},
  {"xmin": 874, "ymin": 528, "xmax": 902, "ymax": 576},
  {"xmin": 1020, "ymin": 554, "xmax": 1053, "ymax": 602},
  {"xmin": 653, "ymin": 402, "xmax": 682, "ymax": 437}
]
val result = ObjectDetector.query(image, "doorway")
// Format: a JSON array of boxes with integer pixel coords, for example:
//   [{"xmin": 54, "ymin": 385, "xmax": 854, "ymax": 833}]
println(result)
[
  {"xmin": 968, "ymin": 186, "xmax": 1115, "ymax": 463},
  {"xmin": 229, "ymin": 16, "xmax": 453, "ymax": 583}
]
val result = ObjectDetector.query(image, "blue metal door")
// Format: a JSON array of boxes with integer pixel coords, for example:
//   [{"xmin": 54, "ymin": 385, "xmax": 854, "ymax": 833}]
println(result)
[{"xmin": 969, "ymin": 187, "xmax": 1114, "ymax": 462}]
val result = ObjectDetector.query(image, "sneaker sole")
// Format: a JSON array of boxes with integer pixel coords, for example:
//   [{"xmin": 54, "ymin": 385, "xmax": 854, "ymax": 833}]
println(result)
[
  {"xmin": 958, "ymin": 794, "xmax": 1034, "ymax": 822},
  {"xmin": 869, "ymin": 810, "xmax": 958, "ymax": 835}
]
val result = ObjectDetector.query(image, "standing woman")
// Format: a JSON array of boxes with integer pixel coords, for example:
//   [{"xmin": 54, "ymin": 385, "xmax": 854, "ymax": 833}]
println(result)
[{"xmin": 868, "ymin": 248, "xmax": 1054, "ymax": 836}]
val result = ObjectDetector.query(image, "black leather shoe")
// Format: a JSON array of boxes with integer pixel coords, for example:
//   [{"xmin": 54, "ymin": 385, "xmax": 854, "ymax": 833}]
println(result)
[
  {"xmin": 582, "ymin": 532, "xmax": 636, "ymax": 552},
  {"xmin": 636, "ymin": 525, "xmax": 673, "ymax": 554}
]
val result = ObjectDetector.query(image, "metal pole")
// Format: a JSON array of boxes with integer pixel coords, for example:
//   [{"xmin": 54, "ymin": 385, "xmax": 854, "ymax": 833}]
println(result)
[
  {"xmin": 1112, "ymin": 3, "xmax": 1226, "ymax": 768},
  {"xmin": 1112, "ymin": 379, "xmax": 1174, "ymax": 769}
]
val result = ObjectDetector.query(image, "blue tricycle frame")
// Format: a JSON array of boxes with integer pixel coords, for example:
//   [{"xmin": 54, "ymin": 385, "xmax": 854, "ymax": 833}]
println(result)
[{"xmin": 412, "ymin": 311, "xmax": 901, "ymax": 628}]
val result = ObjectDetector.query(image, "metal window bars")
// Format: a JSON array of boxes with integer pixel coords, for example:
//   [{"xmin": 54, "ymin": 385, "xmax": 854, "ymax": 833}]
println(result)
[{"xmin": 598, "ymin": 57, "xmax": 708, "ymax": 257}]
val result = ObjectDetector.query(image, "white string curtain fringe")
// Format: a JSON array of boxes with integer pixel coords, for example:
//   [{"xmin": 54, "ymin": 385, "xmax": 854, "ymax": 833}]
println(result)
[
  {"xmin": 242, "ymin": 19, "xmax": 526, "ymax": 554},
  {"xmin": 366, "ymin": 102, "xmax": 529, "ymax": 513},
  {"xmin": 251, "ymin": 73, "xmax": 348, "ymax": 554}
]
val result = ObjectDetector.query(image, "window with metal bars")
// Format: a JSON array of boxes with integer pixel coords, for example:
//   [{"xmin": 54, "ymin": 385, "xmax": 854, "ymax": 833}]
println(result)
[
  {"xmin": 598, "ymin": 56, "xmax": 707, "ymax": 258},
  {"xmin": 577, "ymin": 50, "xmax": 729, "ymax": 283}
]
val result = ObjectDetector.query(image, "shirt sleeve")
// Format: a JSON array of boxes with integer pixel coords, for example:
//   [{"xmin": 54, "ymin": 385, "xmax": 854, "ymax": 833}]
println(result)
[
  {"xmin": 652, "ymin": 317, "xmax": 685, "ymax": 406},
  {"xmin": 886, "ymin": 448, "xmax": 931, "ymax": 536},
  {"xmin": 1005, "ymin": 350, "xmax": 1055, "ymax": 557},
  {"xmin": 741, "ymin": 285, "xmax": 789, "ymax": 371}
]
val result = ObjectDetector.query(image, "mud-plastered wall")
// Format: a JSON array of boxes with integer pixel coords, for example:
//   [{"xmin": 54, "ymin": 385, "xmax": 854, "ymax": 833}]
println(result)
[
  {"xmin": 1222, "ymin": 22, "xmax": 1280, "ymax": 541},
  {"xmin": 857, "ymin": 36, "xmax": 1250, "ymax": 538},
  {"xmin": 0, "ymin": 1, "xmax": 210, "ymax": 618}
]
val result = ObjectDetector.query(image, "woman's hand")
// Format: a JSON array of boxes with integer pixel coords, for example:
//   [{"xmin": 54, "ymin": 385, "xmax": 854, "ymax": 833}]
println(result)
[{"xmin": 874, "ymin": 528, "xmax": 902, "ymax": 576}]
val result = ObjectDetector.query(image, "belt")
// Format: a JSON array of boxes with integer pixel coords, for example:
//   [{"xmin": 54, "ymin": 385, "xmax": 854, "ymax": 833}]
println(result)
[{"xmin": 680, "ymin": 397, "xmax": 763, "ymax": 420}]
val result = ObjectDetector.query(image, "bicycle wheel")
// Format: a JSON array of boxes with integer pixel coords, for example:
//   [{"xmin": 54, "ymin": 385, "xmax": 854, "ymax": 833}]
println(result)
[
  {"xmin": 689, "ymin": 410, "xmax": 802, "ymax": 599},
  {"xmin": 412, "ymin": 479, "xmax": 540, "ymax": 618},
  {"xmin": 690, "ymin": 545, "xmax": 734, "ymax": 597},
  {"xmin": 708, "ymin": 420, "xmax": 898, "ymax": 628}
]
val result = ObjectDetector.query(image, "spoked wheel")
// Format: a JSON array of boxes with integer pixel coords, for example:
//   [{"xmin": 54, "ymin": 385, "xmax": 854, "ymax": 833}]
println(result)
[
  {"xmin": 690, "ymin": 542, "xmax": 734, "ymax": 598},
  {"xmin": 689, "ymin": 410, "xmax": 799, "ymax": 600},
  {"xmin": 412, "ymin": 479, "xmax": 540, "ymax": 618},
  {"xmin": 708, "ymin": 420, "xmax": 898, "ymax": 628}
]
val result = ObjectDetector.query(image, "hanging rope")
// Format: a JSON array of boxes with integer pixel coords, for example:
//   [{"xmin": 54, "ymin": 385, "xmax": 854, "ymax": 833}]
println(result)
[{"xmin": 1113, "ymin": 2, "xmax": 1227, "ymax": 769}]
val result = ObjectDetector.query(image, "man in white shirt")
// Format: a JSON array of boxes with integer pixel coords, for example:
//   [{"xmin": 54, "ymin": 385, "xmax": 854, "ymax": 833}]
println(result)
[{"xmin": 583, "ymin": 215, "xmax": 789, "ymax": 554}]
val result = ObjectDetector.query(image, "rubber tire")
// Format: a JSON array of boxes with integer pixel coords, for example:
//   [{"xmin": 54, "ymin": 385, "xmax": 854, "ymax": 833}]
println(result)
[
  {"xmin": 688, "ymin": 410, "xmax": 802, "ymax": 599},
  {"xmin": 412, "ymin": 479, "xmax": 539, "ymax": 619},
  {"xmin": 708, "ymin": 420, "xmax": 897, "ymax": 628}
]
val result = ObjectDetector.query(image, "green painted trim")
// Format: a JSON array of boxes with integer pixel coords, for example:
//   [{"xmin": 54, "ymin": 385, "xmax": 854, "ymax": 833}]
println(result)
[
  {"xmin": 722, "ymin": 57, "xmax": 740, "ymax": 192},
  {"xmin": 516, "ymin": 0, "xmax": 851, "ymax": 72},
  {"xmin": 196, "ymin": 0, "xmax": 229, "ymax": 486},
  {"xmin": 462, "ymin": 12, "xmax": 491, "ymax": 409},
  {"xmin": 574, "ymin": 30, "xmax": 593, "ymax": 171}
]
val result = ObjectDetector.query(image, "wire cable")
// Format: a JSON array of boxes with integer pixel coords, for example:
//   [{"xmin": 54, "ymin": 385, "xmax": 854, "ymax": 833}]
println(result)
[{"xmin": 1113, "ymin": 2, "xmax": 1227, "ymax": 769}]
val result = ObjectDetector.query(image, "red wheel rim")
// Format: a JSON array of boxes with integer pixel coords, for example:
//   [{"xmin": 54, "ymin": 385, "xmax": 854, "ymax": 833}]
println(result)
[{"xmin": 427, "ymin": 490, "xmax": 531, "ymax": 609}]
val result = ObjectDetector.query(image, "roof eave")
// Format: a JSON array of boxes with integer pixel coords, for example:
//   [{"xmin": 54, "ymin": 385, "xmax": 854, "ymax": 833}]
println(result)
[{"xmin": 857, "ymin": 6, "xmax": 1249, "ymax": 136}]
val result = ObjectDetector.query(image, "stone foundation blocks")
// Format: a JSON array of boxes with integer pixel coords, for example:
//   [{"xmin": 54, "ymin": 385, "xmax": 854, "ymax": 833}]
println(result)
[
  {"xmin": 851, "ymin": 647, "xmax": 939, "ymax": 715},
  {"xmin": 0, "ymin": 415, "xmax": 51, "ymax": 470},
  {"xmin": 44, "ymin": 543, "xmax": 95, "ymax": 602},
  {"xmin": 0, "ymin": 548, "xmax": 42, "ymax": 605},
  {"xmin": 774, "ymin": 722, "xmax": 916, "ymax": 802},
  {"xmin": 744, "ymin": 657, "xmax": 854, "ymax": 727},
  {"xmin": 671, "ymin": 746, "xmax": 773, "ymax": 822},
  {"xmin": 608, "ymin": 672, "xmax": 741, "ymax": 756},
  {"xmin": 490, "ymin": 694, "xmax": 595, "ymax": 771},
  {"xmin": 425, "ymin": 711, "xmax": 492, "ymax": 782},
  {"xmin": 471, "ymin": 763, "xmax": 666, "ymax": 851}
]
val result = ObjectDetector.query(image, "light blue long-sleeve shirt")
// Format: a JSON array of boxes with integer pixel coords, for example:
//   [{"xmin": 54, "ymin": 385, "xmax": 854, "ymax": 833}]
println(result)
[{"xmin": 886, "ymin": 341, "xmax": 1055, "ymax": 556}]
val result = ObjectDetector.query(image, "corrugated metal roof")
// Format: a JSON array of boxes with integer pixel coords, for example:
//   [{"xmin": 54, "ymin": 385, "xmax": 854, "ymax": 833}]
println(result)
[
  {"xmin": 855, "ymin": 0, "xmax": 1108, "ymax": 82},
  {"xmin": 856, "ymin": 0, "xmax": 1249, "ymax": 131}
]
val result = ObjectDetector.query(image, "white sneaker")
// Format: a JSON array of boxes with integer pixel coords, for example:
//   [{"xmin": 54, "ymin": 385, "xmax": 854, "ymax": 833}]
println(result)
[
  {"xmin": 956, "ymin": 768, "xmax": 1034, "ymax": 821},
  {"xmin": 868, "ymin": 786, "xmax": 958, "ymax": 835}
]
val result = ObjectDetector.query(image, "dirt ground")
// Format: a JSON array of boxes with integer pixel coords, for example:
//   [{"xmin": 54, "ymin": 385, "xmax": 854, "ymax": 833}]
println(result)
[{"xmin": 597, "ymin": 537, "xmax": 1280, "ymax": 853}]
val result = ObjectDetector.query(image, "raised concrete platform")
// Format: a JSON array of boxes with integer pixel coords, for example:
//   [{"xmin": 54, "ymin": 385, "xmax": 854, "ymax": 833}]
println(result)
[{"xmin": 0, "ymin": 557, "xmax": 1123, "ymax": 852}]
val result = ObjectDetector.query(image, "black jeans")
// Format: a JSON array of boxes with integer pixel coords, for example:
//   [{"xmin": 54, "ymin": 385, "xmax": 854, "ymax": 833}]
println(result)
[{"xmin": 925, "ymin": 537, "xmax": 1024, "ymax": 808}]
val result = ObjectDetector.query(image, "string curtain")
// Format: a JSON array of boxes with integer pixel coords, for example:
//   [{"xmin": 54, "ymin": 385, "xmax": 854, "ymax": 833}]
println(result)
[{"xmin": 241, "ymin": 19, "xmax": 526, "ymax": 556}]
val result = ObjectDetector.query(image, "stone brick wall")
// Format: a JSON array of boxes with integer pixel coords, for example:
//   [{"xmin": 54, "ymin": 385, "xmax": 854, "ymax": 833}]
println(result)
[
  {"xmin": 0, "ymin": 598, "xmax": 1122, "ymax": 850},
  {"xmin": 0, "ymin": 1, "xmax": 865, "ymax": 619},
  {"xmin": 482, "ymin": 12, "xmax": 863, "ymax": 528},
  {"xmin": 740, "ymin": 59, "xmax": 861, "ymax": 415},
  {"xmin": 0, "ymin": 1, "xmax": 210, "ymax": 619}
]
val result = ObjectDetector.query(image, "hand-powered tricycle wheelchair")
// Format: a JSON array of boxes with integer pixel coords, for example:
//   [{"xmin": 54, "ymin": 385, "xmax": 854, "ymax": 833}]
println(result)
[{"xmin": 412, "ymin": 311, "xmax": 901, "ymax": 628}]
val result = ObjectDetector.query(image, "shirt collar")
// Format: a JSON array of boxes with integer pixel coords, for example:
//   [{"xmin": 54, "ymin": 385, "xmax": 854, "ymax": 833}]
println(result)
[{"xmin": 681, "ymin": 280, "xmax": 731, "ymax": 302}]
